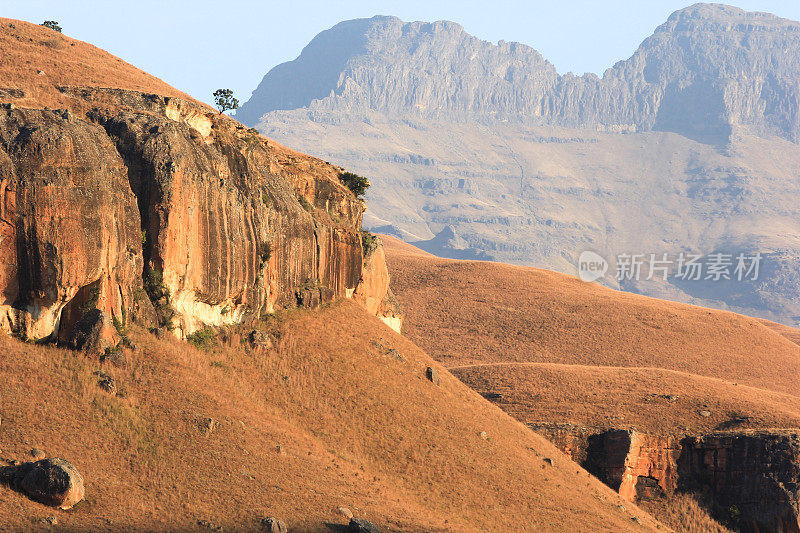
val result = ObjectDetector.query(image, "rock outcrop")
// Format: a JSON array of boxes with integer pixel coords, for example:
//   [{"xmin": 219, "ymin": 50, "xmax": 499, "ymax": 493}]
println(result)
[
  {"xmin": 535, "ymin": 426, "xmax": 800, "ymax": 532},
  {"xmin": 0, "ymin": 458, "xmax": 85, "ymax": 510},
  {"xmin": 353, "ymin": 235, "xmax": 403, "ymax": 333},
  {"xmin": 0, "ymin": 106, "xmax": 142, "ymax": 341},
  {"xmin": 0, "ymin": 87, "xmax": 400, "ymax": 342},
  {"xmin": 584, "ymin": 430, "xmax": 681, "ymax": 502},
  {"xmin": 680, "ymin": 431, "xmax": 800, "ymax": 533}
]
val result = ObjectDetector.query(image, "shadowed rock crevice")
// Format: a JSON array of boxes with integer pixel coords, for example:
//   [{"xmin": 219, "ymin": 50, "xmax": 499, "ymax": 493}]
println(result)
[{"xmin": 547, "ymin": 427, "xmax": 800, "ymax": 533}]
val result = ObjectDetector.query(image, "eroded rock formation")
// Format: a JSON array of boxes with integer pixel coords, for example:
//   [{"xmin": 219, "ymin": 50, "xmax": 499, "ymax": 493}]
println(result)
[
  {"xmin": 0, "ymin": 106, "xmax": 142, "ymax": 341},
  {"xmin": 680, "ymin": 431, "xmax": 800, "ymax": 533},
  {"xmin": 354, "ymin": 235, "xmax": 403, "ymax": 333},
  {"xmin": 0, "ymin": 88, "xmax": 400, "ymax": 342},
  {"xmin": 584, "ymin": 430, "xmax": 681, "ymax": 502},
  {"xmin": 535, "ymin": 426, "xmax": 800, "ymax": 532}
]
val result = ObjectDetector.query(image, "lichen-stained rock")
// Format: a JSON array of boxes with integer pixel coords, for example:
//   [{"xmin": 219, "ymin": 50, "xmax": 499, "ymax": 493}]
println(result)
[{"xmin": 0, "ymin": 107, "xmax": 142, "ymax": 341}]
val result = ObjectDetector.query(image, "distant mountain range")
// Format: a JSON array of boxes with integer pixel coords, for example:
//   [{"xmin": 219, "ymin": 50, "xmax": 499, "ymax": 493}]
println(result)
[{"xmin": 238, "ymin": 3, "xmax": 800, "ymax": 326}]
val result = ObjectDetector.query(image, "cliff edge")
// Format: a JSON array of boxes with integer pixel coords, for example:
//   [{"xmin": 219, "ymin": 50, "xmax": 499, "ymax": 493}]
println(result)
[{"xmin": 0, "ymin": 18, "xmax": 401, "ymax": 343}]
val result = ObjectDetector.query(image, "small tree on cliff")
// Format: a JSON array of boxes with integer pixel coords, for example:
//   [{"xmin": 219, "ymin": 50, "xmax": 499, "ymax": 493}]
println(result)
[
  {"xmin": 339, "ymin": 171, "xmax": 370, "ymax": 198},
  {"xmin": 213, "ymin": 89, "xmax": 239, "ymax": 115},
  {"xmin": 41, "ymin": 20, "xmax": 62, "ymax": 32}
]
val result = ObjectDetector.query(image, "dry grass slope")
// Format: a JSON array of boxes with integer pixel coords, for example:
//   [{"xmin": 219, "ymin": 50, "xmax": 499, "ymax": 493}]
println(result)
[
  {"xmin": 0, "ymin": 301, "xmax": 658, "ymax": 531},
  {"xmin": 0, "ymin": 18, "xmax": 196, "ymax": 110},
  {"xmin": 639, "ymin": 494, "xmax": 732, "ymax": 533},
  {"xmin": 382, "ymin": 235, "xmax": 800, "ymax": 436}
]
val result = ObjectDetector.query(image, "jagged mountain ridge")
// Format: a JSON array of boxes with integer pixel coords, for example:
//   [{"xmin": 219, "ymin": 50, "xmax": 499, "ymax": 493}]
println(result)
[
  {"xmin": 238, "ymin": 3, "xmax": 800, "ymax": 143},
  {"xmin": 242, "ymin": 3, "xmax": 800, "ymax": 326}
]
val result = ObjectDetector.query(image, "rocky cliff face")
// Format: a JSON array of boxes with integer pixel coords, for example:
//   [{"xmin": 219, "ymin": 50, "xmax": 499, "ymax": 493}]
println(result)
[
  {"xmin": 536, "ymin": 427, "xmax": 800, "ymax": 532},
  {"xmin": 0, "ymin": 106, "xmax": 142, "ymax": 340},
  {"xmin": 0, "ymin": 87, "xmax": 401, "ymax": 343},
  {"xmin": 680, "ymin": 431, "xmax": 800, "ymax": 533},
  {"xmin": 240, "ymin": 5, "xmax": 800, "ymax": 143},
  {"xmin": 584, "ymin": 430, "xmax": 681, "ymax": 502}
]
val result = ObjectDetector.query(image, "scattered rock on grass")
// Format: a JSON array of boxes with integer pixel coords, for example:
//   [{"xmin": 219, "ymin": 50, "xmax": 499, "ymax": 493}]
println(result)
[
  {"xmin": 199, "ymin": 417, "xmax": 218, "ymax": 435},
  {"xmin": 197, "ymin": 519, "xmax": 223, "ymax": 531},
  {"xmin": 30, "ymin": 449, "xmax": 46, "ymax": 461},
  {"xmin": 39, "ymin": 516, "xmax": 58, "ymax": 526},
  {"xmin": 93, "ymin": 371, "xmax": 117, "ymax": 395},
  {"xmin": 425, "ymin": 366, "xmax": 440, "ymax": 385},
  {"xmin": 249, "ymin": 330, "xmax": 273, "ymax": 349},
  {"xmin": 261, "ymin": 516, "xmax": 287, "ymax": 532},
  {"xmin": 1, "ymin": 458, "xmax": 85, "ymax": 509},
  {"xmin": 385, "ymin": 348, "xmax": 404, "ymax": 362},
  {"xmin": 102, "ymin": 346, "xmax": 128, "ymax": 367},
  {"xmin": 350, "ymin": 518, "xmax": 380, "ymax": 533}
]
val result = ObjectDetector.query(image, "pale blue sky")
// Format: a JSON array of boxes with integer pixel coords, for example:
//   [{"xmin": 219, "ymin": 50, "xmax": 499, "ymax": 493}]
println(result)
[{"xmin": 4, "ymin": 1, "xmax": 800, "ymax": 106}]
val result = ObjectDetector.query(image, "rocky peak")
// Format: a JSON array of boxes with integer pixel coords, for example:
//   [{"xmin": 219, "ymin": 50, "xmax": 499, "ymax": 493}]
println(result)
[
  {"xmin": 236, "ymin": 15, "xmax": 557, "ymax": 124},
  {"xmin": 243, "ymin": 4, "xmax": 800, "ymax": 143}
]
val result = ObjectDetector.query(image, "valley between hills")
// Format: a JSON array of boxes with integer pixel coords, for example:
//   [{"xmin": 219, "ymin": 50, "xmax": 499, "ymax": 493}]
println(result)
[{"xmin": 0, "ymin": 7, "xmax": 798, "ymax": 533}]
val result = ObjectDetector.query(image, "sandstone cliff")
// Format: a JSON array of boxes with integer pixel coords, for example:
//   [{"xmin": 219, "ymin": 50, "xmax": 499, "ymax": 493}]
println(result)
[
  {"xmin": 0, "ymin": 19, "xmax": 401, "ymax": 343},
  {"xmin": 537, "ymin": 427, "xmax": 800, "ymax": 533}
]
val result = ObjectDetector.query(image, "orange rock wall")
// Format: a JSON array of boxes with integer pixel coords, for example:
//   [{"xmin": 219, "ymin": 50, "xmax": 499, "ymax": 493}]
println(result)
[
  {"xmin": 0, "ymin": 89, "xmax": 399, "ymax": 341},
  {"xmin": 584, "ymin": 430, "xmax": 681, "ymax": 501},
  {"xmin": 354, "ymin": 240, "xmax": 403, "ymax": 333},
  {"xmin": 0, "ymin": 108, "xmax": 141, "ymax": 340}
]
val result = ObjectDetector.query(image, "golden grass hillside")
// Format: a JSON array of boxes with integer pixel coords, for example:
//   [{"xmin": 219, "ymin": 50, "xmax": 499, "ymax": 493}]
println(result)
[
  {"xmin": 0, "ymin": 300, "xmax": 659, "ymax": 531},
  {"xmin": 0, "ymin": 17, "xmax": 194, "ymax": 109},
  {"xmin": 382, "ymin": 235, "xmax": 800, "ymax": 435},
  {"xmin": 0, "ymin": 17, "xmax": 347, "ymax": 180}
]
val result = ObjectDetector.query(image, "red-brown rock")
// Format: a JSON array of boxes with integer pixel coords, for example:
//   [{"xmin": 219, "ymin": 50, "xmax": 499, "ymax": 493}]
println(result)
[
  {"xmin": 584, "ymin": 430, "xmax": 681, "ymax": 502},
  {"xmin": 354, "ymin": 237, "xmax": 403, "ymax": 333},
  {"xmin": 0, "ymin": 89, "xmax": 399, "ymax": 342}
]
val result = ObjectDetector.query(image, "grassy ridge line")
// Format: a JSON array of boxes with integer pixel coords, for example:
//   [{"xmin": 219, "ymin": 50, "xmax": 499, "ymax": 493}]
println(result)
[{"xmin": 382, "ymin": 235, "xmax": 800, "ymax": 397}]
